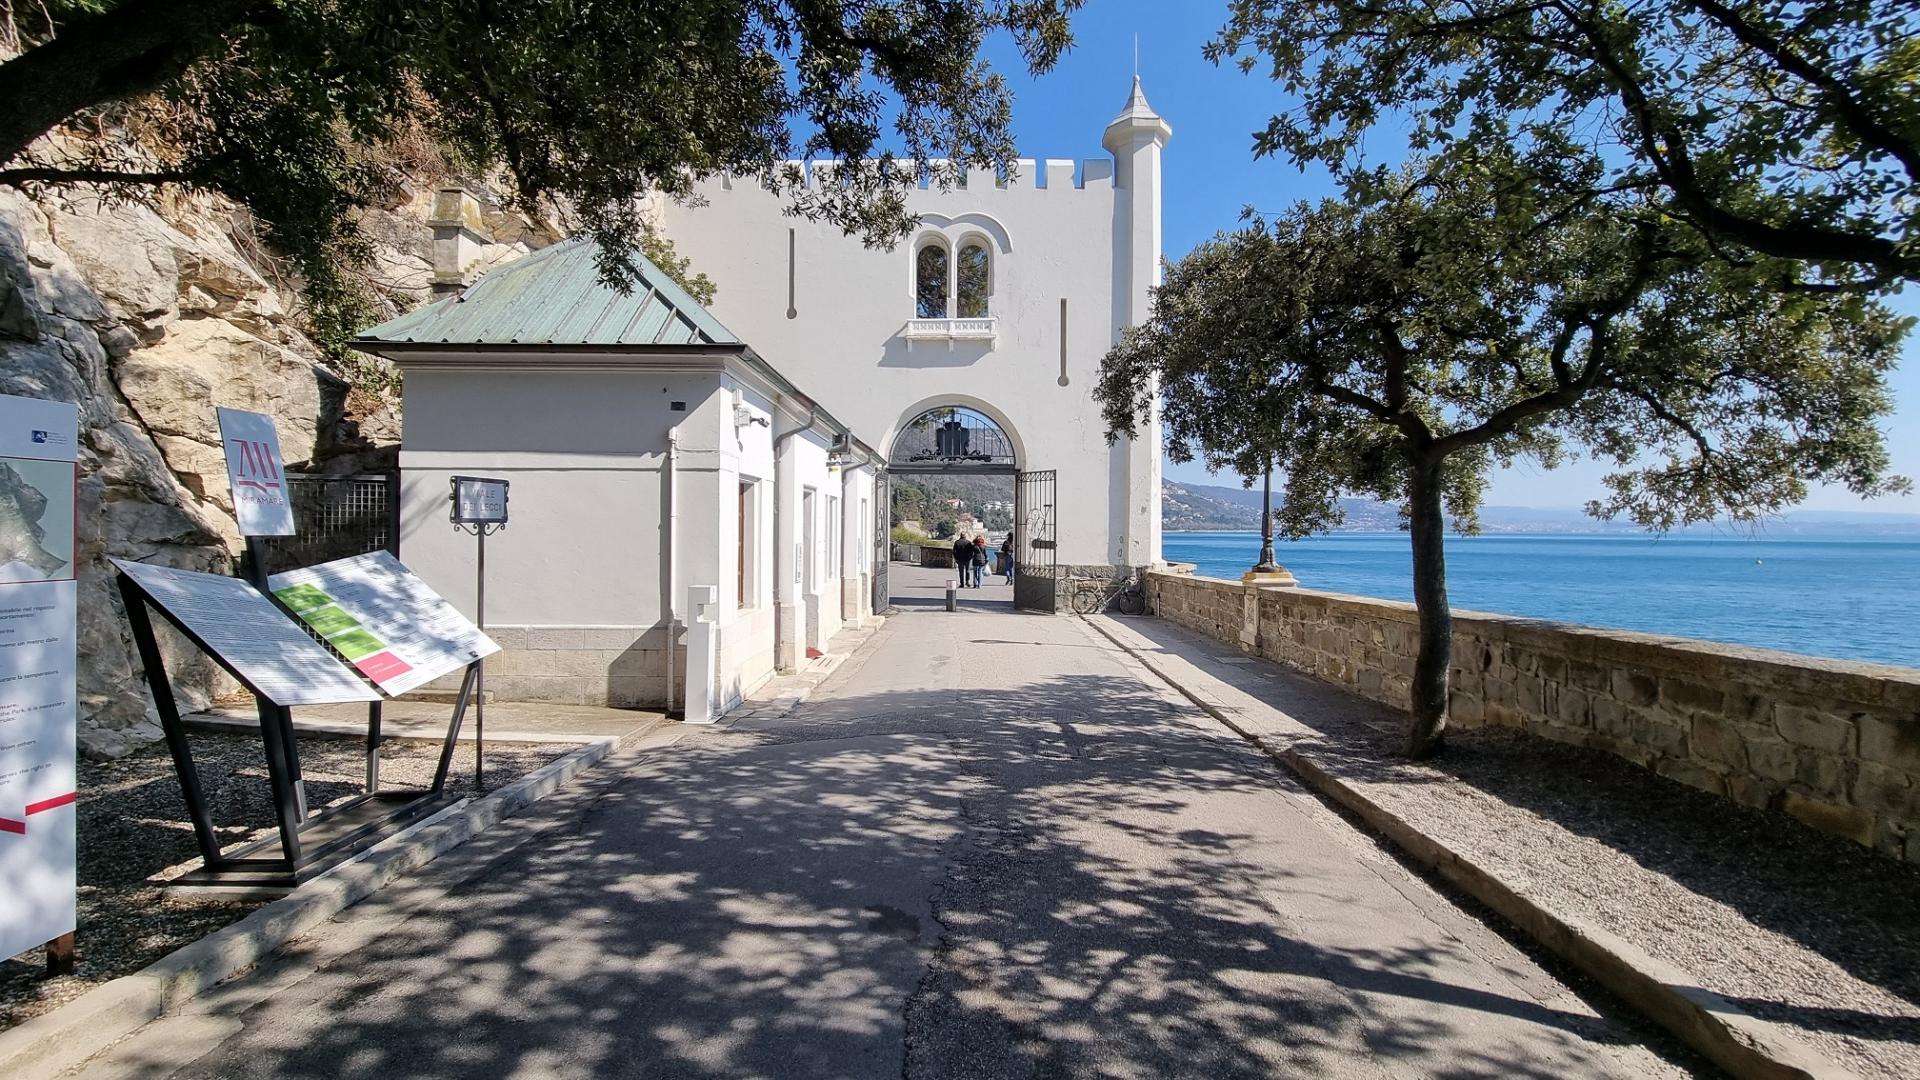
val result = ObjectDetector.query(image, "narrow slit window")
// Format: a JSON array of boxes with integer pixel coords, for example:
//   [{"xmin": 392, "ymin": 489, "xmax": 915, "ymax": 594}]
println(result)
[
  {"xmin": 915, "ymin": 242, "xmax": 950, "ymax": 318},
  {"xmin": 956, "ymin": 242, "xmax": 991, "ymax": 318}
]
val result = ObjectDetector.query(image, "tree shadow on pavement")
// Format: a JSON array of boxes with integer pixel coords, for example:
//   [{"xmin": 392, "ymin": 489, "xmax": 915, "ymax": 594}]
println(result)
[
  {"xmin": 102, "ymin": 662, "xmax": 1702, "ymax": 1079},
  {"xmin": 1116, "ymin": 616, "xmax": 1920, "ymax": 1074}
]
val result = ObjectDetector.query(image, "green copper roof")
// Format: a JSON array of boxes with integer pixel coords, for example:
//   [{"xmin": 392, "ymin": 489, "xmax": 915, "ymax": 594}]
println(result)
[{"xmin": 355, "ymin": 236, "xmax": 740, "ymax": 348}]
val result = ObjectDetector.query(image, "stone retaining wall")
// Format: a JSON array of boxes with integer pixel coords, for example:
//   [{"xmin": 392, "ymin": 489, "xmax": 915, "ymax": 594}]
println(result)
[{"xmin": 1146, "ymin": 571, "xmax": 1920, "ymax": 863}]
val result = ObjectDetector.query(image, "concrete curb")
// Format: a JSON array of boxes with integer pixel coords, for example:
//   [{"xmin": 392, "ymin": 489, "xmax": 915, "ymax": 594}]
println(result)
[
  {"xmin": 1082, "ymin": 614, "xmax": 1858, "ymax": 1080},
  {"xmin": 0, "ymin": 735, "xmax": 620, "ymax": 1080}
]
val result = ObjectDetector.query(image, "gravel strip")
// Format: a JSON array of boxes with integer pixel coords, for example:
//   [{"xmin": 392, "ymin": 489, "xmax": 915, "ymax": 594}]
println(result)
[
  {"xmin": 1248, "ymin": 664, "xmax": 1920, "ymax": 1080},
  {"xmin": 0, "ymin": 730, "xmax": 582, "ymax": 1030}
]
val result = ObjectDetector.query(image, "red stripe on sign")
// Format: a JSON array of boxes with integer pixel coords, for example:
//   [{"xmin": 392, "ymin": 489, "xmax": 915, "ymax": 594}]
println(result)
[
  {"xmin": 26, "ymin": 792, "xmax": 76, "ymax": 815},
  {"xmin": 0, "ymin": 818, "xmax": 23, "ymax": 835}
]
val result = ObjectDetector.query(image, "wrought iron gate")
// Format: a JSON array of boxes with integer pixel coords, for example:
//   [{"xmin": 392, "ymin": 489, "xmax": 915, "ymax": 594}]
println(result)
[
  {"xmin": 1014, "ymin": 470, "xmax": 1057, "ymax": 612},
  {"xmin": 872, "ymin": 468, "xmax": 890, "ymax": 613}
]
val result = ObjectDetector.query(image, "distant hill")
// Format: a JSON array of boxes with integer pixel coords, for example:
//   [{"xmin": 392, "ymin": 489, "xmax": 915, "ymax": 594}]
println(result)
[{"xmin": 1163, "ymin": 480, "xmax": 1920, "ymax": 535}]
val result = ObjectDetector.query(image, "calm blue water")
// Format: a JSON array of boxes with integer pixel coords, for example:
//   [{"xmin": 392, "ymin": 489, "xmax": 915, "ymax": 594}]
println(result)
[{"xmin": 1163, "ymin": 531, "xmax": 1920, "ymax": 668}]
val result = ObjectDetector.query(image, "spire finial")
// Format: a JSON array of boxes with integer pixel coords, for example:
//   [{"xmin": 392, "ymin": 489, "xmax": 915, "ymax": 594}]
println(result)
[{"xmin": 1133, "ymin": 33, "xmax": 1139, "ymax": 80}]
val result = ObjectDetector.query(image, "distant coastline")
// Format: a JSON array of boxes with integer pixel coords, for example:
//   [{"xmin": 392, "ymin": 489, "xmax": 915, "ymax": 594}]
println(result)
[{"xmin": 1161, "ymin": 480, "xmax": 1920, "ymax": 536}]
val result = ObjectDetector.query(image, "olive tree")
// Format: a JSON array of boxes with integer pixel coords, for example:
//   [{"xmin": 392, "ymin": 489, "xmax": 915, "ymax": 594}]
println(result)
[
  {"xmin": 0, "ymin": 0, "xmax": 1079, "ymax": 345},
  {"xmin": 1098, "ymin": 165, "xmax": 1908, "ymax": 757}
]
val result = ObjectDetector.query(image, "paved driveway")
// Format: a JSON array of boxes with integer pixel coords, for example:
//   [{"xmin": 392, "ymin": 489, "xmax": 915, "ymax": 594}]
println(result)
[{"xmin": 78, "ymin": 607, "xmax": 1703, "ymax": 1079}]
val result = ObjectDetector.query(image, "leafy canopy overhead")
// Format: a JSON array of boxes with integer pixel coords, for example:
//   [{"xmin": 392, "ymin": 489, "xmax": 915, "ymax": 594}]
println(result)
[
  {"xmin": 1099, "ymin": 160, "xmax": 1911, "ymax": 536},
  {"xmin": 0, "ymin": 0, "xmax": 1079, "ymax": 343},
  {"xmin": 1210, "ymin": 0, "xmax": 1920, "ymax": 290}
]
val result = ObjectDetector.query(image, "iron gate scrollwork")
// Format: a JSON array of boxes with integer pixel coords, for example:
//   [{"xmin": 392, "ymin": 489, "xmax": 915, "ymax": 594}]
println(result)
[{"xmin": 1014, "ymin": 470, "xmax": 1056, "ymax": 612}]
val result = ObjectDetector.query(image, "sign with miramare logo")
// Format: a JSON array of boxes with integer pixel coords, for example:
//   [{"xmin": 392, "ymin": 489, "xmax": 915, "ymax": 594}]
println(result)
[
  {"xmin": 0, "ymin": 392, "xmax": 78, "ymax": 961},
  {"xmin": 217, "ymin": 407, "xmax": 295, "ymax": 537}
]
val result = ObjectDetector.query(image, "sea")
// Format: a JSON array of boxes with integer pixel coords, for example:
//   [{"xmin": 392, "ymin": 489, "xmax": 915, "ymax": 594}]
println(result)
[{"xmin": 1162, "ymin": 531, "xmax": 1920, "ymax": 669}]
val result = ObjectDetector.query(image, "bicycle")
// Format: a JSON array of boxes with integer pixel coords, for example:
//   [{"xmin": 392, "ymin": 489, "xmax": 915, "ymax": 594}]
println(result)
[{"xmin": 1069, "ymin": 572, "xmax": 1146, "ymax": 616}]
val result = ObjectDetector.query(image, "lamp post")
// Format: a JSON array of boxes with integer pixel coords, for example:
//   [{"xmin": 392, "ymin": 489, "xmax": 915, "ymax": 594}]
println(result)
[
  {"xmin": 1253, "ymin": 462, "xmax": 1278, "ymax": 572},
  {"xmin": 1242, "ymin": 457, "xmax": 1298, "ymax": 587}
]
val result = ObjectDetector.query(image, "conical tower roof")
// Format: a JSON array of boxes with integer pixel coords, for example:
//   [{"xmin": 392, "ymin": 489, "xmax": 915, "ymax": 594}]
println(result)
[{"xmin": 1102, "ymin": 76, "xmax": 1172, "ymax": 150}]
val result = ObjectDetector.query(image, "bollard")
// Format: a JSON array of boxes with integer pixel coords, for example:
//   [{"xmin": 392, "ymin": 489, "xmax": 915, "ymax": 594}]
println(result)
[{"xmin": 946, "ymin": 580, "xmax": 958, "ymax": 611}]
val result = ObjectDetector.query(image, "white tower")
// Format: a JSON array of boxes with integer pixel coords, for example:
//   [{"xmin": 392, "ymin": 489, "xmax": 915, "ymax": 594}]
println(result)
[{"xmin": 1103, "ymin": 76, "xmax": 1173, "ymax": 568}]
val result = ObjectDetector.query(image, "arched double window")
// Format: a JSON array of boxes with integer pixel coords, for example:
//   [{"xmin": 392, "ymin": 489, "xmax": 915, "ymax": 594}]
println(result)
[{"xmin": 913, "ymin": 235, "xmax": 993, "ymax": 319}]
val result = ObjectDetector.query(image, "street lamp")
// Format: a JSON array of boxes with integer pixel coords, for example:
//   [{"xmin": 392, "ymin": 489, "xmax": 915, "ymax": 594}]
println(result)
[
  {"xmin": 1242, "ymin": 456, "xmax": 1298, "ymax": 587},
  {"xmin": 1252, "ymin": 461, "xmax": 1278, "ymax": 572}
]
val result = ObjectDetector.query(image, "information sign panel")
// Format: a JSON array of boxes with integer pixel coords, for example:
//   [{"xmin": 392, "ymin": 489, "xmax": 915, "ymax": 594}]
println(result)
[
  {"xmin": 450, "ymin": 475, "xmax": 509, "ymax": 525},
  {"xmin": 217, "ymin": 407, "xmax": 295, "ymax": 537},
  {"xmin": 112, "ymin": 559, "xmax": 380, "ymax": 706},
  {"xmin": 269, "ymin": 551, "xmax": 499, "ymax": 697},
  {"xmin": 0, "ymin": 393, "xmax": 78, "ymax": 961}
]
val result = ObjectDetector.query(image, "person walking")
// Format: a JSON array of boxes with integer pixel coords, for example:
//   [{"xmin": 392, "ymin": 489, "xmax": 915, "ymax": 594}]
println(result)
[
  {"xmin": 1000, "ymin": 534, "xmax": 1016, "ymax": 583},
  {"xmin": 971, "ymin": 535, "xmax": 990, "ymax": 588},
  {"xmin": 951, "ymin": 532, "xmax": 975, "ymax": 587}
]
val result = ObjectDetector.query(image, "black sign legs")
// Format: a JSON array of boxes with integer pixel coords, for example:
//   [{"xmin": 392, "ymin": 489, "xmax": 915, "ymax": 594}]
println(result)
[
  {"xmin": 432, "ymin": 662, "xmax": 481, "ymax": 796},
  {"xmin": 255, "ymin": 702, "xmax": 305, "ymax": 866},
  {"xmin": 366, "ymin": 701, "xmax": 383, "ymax": 793},
  {"xmin": 117, "ymin": 575, "xmax": 223, "ymax": 868}
]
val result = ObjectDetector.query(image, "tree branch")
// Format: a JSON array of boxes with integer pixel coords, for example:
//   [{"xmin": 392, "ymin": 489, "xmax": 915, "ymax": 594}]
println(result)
[
  {"xmin": 0, "ymin": 0, "xmax": 274, "ymax": 164},
  {"xmin": 0, "ymin": 166, "xmax": 197, "ymax": 187},
  {"xmin": 1552, "ymin": 0, "xmax": 1910, "ymax": 275},
  {"xmin": 1684, "ymin": 0, "xmax": 1920, "ymax": 185}
]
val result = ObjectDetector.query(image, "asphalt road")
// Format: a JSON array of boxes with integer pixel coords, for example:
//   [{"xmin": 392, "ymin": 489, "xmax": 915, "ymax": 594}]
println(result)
[{"xmin": 76, "ymin": 603, "xmax": 1704, "ymax": 1079}]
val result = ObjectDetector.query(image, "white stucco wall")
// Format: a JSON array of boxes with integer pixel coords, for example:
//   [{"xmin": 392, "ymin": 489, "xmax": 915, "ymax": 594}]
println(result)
[
  {"xmin": 395, "ymin": 354, "xmax": 868, "ymax": 708},
  {"xmin": 661, "ymin": 127, "xmax": 1166, "ymax": 569}
]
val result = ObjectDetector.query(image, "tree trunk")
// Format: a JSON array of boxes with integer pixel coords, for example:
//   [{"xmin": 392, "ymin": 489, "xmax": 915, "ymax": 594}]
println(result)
[
  {"xmin": 0, "ymin": 0, "xmax": 269, "ymax": 166},
  {"xmin": 1406, "ymin": 455, "xmax": 1452, "ymax": 759}
]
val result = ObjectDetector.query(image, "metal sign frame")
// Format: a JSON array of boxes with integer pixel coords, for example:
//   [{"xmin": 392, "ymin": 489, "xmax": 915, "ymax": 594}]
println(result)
[
  {"xmin": 116, "ymin": 571, "xmax": 477, "ymax": 892},
  {"xmin": 450, "ymin": 475, "xmax": 510, "ymax": 525}
]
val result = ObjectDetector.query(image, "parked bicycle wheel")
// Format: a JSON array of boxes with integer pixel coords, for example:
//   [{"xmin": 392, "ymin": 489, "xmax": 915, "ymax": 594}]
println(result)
[
  {"xmin": 1116, "ymin": 588, "xmax": 1147, "ymax": 616},
  {"xmin": 1070, "ymin": 584, "xmax": 1106, "ymax": 615}
]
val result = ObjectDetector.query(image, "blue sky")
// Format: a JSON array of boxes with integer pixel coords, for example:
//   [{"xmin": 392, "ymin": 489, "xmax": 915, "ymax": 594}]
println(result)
[{"xmin": 978, "ymin": 2, "xmax": 1920, "ymax": 513}]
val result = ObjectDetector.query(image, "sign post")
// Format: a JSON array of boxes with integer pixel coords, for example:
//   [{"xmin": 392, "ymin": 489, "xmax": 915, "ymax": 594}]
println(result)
[
  {"xmin": 216, "ymin": 407, "xmax": 310, "ymax": 817},
  {"xmin": 0, "ymin": 393, "xmax": 79, "ymax": 973},
  {"xmin": 450, "ymin": 476, "xmax": 508, "ymax": 789}
]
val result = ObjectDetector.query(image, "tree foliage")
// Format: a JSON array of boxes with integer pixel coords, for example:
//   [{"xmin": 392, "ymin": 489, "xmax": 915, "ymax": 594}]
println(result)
[
  {"xmin": 1099, "ymin": 159, "xmax": 1908, "ymax": 754},
  {"xmin": 1211, "ymin": 0, "xmax": 1920, "ymax": 290},
  {"xmin": 0, "ymin": 0, "xmax": 1078, "ymax": 347}
]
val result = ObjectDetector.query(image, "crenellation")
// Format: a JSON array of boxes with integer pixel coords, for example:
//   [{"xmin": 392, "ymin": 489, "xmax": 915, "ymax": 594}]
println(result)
[
  {"xmin": 1147, "ymin": 570, "xmax": 1920, "ymax": 861},
  {"xmin": 1081, "ymin": 158, "xmax": 1113, "ymax": 187}
]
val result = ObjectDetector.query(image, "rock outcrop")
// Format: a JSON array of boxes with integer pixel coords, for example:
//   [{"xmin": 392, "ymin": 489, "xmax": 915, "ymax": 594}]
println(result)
[{"xmin": 0, "ymin": 171, "xmax": 561, "ymax": 757}]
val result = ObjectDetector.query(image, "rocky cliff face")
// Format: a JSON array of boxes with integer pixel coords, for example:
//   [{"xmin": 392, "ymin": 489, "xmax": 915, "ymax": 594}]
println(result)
[{"xmin": 0, "ymin": 172, "xmax": 561, "ymax": 756}]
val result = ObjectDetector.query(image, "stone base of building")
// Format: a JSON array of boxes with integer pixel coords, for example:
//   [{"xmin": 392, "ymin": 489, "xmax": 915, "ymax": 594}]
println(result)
[{"xmin": 418, "ymin": 624, "xmax": 681, "ymax": 708}]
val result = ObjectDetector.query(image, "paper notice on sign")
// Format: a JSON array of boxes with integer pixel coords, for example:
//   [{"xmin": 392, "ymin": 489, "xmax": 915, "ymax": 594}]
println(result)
[
  {"xmin": 112, "ymin": 559, "xmax": 379, "ymax": 706},
  {"xmin": 269, "ymin": 551, "xmax": 498, "ymax": 697},
  {"xmin": 217, "ymin": 407, "xmax": 295, "ymax": 536},
  {"xmin": 0, "ymin": 392, "xmax": 78, "ymax": 960}
]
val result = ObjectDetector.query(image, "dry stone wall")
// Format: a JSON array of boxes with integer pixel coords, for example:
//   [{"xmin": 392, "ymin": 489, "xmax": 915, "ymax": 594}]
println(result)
[
  {"xmin": 0, "ymin": 158, "xmax": 561, "ymax": 756},
  {"xmin": 1147, "ymin": 570, "xmax": 1920, "ymax": 864}
]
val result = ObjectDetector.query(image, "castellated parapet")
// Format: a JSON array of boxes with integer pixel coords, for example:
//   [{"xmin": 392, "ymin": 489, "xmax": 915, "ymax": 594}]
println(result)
[{"xmin": 709, "ymin": 157, "xmax": 1122, "ymax": 193}]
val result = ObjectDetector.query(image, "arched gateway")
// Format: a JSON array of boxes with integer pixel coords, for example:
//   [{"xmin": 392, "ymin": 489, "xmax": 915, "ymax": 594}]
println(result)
[{"xmin": 881, "ymin": 406, "xmax": 1056, "ymax": 612}]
